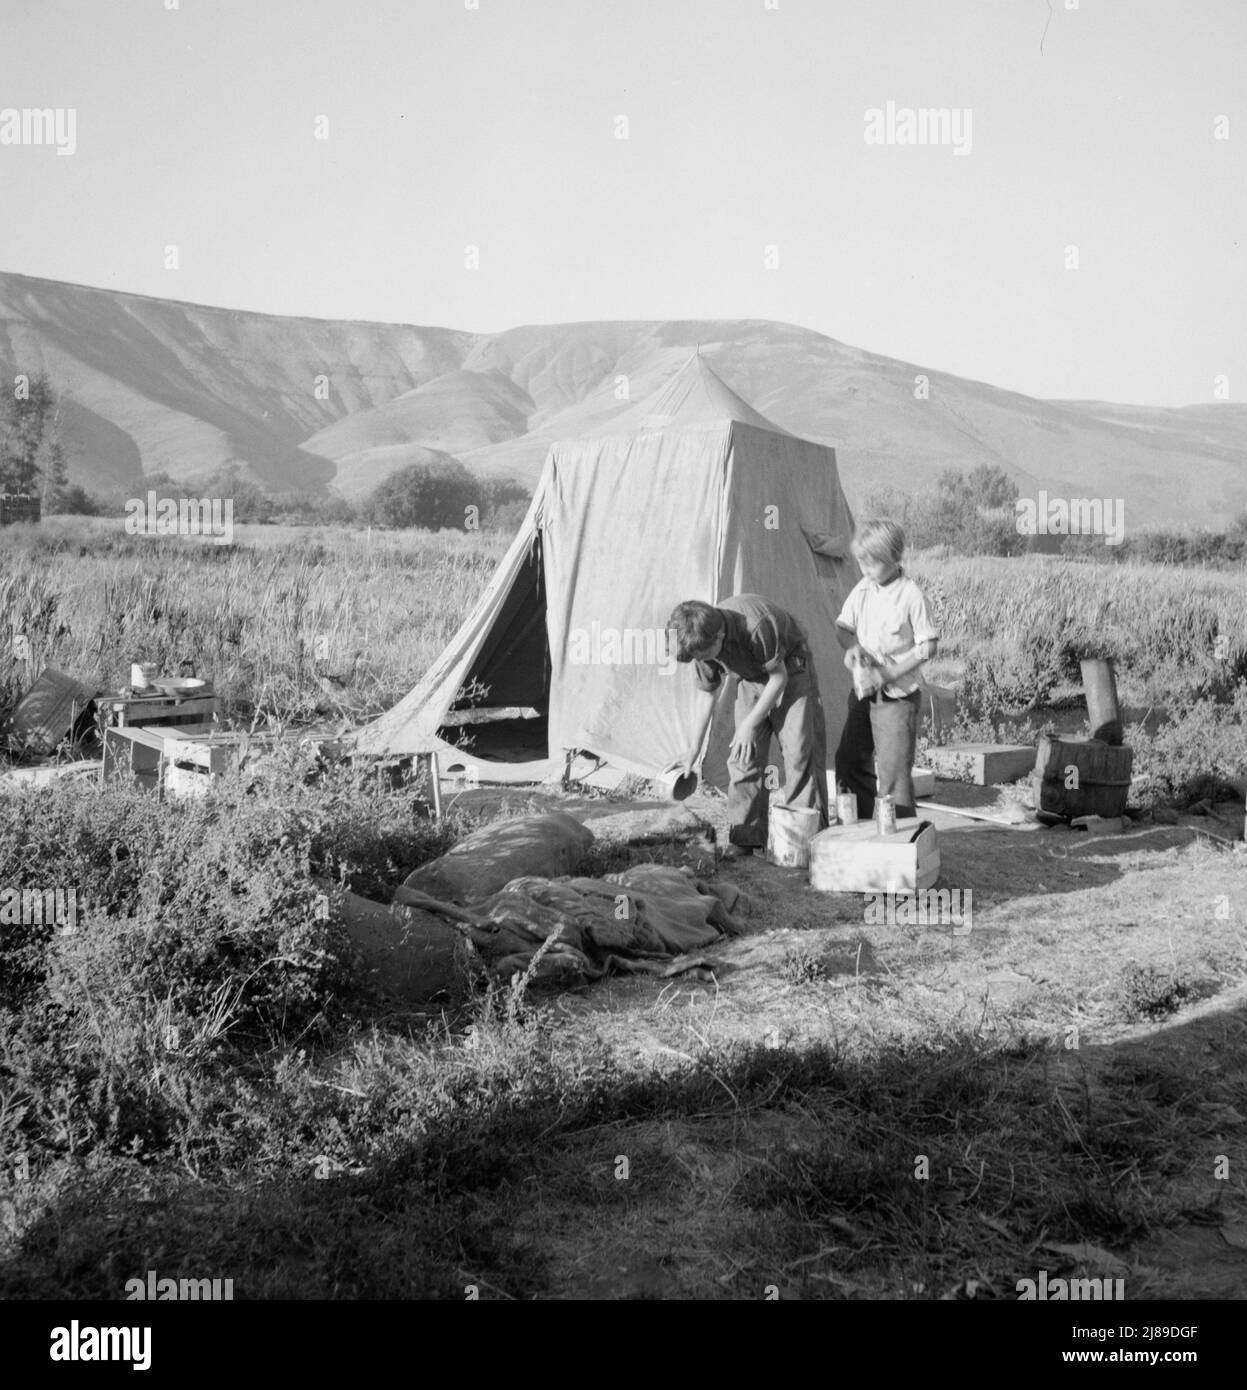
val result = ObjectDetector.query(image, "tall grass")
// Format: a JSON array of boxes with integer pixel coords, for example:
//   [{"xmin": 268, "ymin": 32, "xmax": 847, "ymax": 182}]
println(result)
[
  {"xmin": 0, "ymin": 518, "xmax": 510, "ymax": 727},
  {"xmin": 3, "ymin": 522, "xmax": 1244, "ymax": 802},
  {"xmin": 910, "ymin": 552, "xmax": 1247, "ymax": 707}
]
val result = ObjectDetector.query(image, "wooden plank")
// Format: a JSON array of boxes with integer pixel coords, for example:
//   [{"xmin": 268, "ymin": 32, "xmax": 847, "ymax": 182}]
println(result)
[
  {"xmin": 915, "ymin": 799, "xmax": 1025, "ymax": 827},
  {"xmin": 0, "ymin": 760, "xmax": 103, "ymax": 792},
  {"xmin": 439, "ymin": 706, "xmax": 541, "ymax": 726}
]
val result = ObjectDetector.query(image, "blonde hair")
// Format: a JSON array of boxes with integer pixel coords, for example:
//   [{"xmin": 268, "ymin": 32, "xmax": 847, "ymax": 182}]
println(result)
[{"xmin": 852, "ymin": 518, "xmax": 905, "ymax": 565}]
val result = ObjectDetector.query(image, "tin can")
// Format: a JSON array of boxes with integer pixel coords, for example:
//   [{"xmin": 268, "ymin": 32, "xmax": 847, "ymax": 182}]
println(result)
[
  {"xmin": 835, "ymin": 791, "xmax": 858, "ymax": 825},
  {"xmin": 875, "ymin": 794, "xmax": 897, "ymax": 836},
  {"xmin": 656, "ymin": 767, "xmax": 698, "ymax": 802},
  {"xmin": 767, "ymin": 805, "xmax": 821, "ymax": 867}
]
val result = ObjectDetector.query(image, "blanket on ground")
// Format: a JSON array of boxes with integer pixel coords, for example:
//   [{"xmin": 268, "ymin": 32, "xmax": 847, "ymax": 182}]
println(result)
[{"xmin": 394, "ymin": 863, "xmax": 743, "ymax": 985}]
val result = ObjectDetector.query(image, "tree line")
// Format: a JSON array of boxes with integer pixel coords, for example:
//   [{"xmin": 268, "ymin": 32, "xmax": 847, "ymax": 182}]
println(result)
[
  {"xmin": 864, "ymin": 464, "xmax": 1247, "ymax": 567},
  {"xmin": 6, "ymin": 372, "xmax": 1245, "ymax": 561}
]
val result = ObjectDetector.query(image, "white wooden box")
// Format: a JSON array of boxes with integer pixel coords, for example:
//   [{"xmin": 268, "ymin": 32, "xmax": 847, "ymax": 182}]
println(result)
[
  {"xmin": 809, "ymin": 818, "xmax": 940, "ymax": 893},
  {"xmin": 103, "ymin": 727, "xmax": 281, "ymax": 798},
  {"xmin": 162, "ymin": 731, "xmax": 284, "ymax": 797},
  {"xmin": 926, "ymin": 743, "xmax": 1035, "ymax": 786}
]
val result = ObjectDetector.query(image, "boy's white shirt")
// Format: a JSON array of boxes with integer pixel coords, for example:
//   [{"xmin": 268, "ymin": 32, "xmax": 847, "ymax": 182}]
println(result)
[{"xmin": 836, "ymin": 570, "xmax": 939, "ymax": 699}]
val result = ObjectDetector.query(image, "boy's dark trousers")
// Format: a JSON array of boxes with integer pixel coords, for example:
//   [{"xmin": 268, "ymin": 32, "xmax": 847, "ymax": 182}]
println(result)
[
  {"xmin": 726, "ymin": 665, "xmax": 829, "ymax": 849},
  {"xmin": 834, "ymin": 688, "xmax": 922, "ymax": 818}
]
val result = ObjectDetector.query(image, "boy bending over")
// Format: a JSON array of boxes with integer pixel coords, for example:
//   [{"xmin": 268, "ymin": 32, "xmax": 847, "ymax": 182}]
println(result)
[{"xmin": 666, "ymin": 594, "xmax": 828, "ymax": 860}]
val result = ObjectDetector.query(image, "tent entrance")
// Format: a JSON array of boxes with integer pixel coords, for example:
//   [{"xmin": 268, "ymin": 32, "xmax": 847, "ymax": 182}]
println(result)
[{"xmin": 436, "ymin": 534, "xmax": 550, "ymax": 764}]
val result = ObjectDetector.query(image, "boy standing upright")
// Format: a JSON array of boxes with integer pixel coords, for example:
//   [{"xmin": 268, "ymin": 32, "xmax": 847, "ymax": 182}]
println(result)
[
  {"xmin": 665, "ymin": 594, "xmax": 828, "ymax": 859},
  {"xmin": 834, "ymin": 519, "xmax": 939, "ymax": 818}
]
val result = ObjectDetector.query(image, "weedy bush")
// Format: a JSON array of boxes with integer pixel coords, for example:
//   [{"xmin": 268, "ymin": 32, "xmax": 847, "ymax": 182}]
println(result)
[
  {"xmin": 959, "ymin": 630, "xmax": 1066, "ymax": 714},
  {"xmin": 1125, "ymin": 679, "xmax": 1247, "ymax": 808},
  {"xmin": 0, "ymin": 756, "xmax": 473, "ymax": 1168},
  {"xmin": 781, "ymin": 945, "xmax": 825, "ymax": 986},
  {"xmin": 1114, "ymin": 965, "xmax": 1197, "ymax": 1022}
]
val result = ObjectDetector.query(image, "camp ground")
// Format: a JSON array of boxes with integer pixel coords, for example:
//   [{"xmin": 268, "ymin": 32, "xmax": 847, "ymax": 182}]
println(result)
[
  {"xmin": 3, "ymin": 340, "xmax": 1246, "ymax": 1311},
  {"xmin": 352, "ymin": 353, "xmax": 857, "ymax": 791},
  {"xmin": 4, "ymin": 0, "xmax": 1247, "ymax": 1317}
]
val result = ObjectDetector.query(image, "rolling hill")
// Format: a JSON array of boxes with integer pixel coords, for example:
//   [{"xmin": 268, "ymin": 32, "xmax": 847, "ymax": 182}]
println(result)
[{"xmin": 0, "ymin": 269, "xmax": 1242, "ymax": 526}]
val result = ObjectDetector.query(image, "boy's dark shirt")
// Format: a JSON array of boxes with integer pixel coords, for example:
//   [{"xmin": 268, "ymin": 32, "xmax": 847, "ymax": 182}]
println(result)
[{"xmin": 694, "ymin": 594, "xmax": 811, "ymax": 693}]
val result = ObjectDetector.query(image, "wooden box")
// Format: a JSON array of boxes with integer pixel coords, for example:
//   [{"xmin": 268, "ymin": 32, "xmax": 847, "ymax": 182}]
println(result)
[
  {"xmin": 926, "ymin": 743, "xmax": 1036, "ymax": 786},
  {"xmin": 162, "ymin": 731, "xmax": 285, "ymax": 797},
  {"xmin": 102, "ymin": 725, "xmax": 173, "ymax": 794},
  {"xmin": 102, "ymin": 727, "xmax": 279, "ymax": 797},
  {"xmin": 809, "ymin": 817, "xmax": 940, "ymax": 893},
  {"xmin": 102, "ymin": 692, "xmax": 219, "ymax": 734}
]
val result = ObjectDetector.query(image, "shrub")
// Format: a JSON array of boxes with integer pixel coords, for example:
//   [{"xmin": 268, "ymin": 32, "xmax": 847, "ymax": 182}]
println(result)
[
  {"xmin": 959, "ymin": 628, "xmax": 1066, "ymax": 714},
  {"xmin": 1124, "ymin": 681, "xmax": 1247, "ymax": 808},
  {"xmin": 46, "ymin": 484, "xmax": 101, "ymax": 516},
  {"xmin": 1115, "ymin": 965, "xmax": 1195, "ymax": 1022},
  {"xmin": 364, "ymin": 458, "xmax": 476, "ymax": 531}
]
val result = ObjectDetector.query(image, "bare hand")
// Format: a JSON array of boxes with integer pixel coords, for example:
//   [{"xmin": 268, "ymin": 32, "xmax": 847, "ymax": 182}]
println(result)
[
  {"xmin": 662, "ymin": 752, "xmax": 697, "ymax": 777},
  {"xmin": 729, "ymin": 726, "xmax": 758, "ymax": 766},
  {"xmin": 852, "ymin": 663, "xmax": 884, "ymax": 698},
  {"xmin": 844, "ymin": 643, "xmax": 871, "ymax": 669}
]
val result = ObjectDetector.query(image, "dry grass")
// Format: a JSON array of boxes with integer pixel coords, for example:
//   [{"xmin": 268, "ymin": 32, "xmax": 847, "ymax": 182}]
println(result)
[
  {"xmin": 3, "ymin": 524, "xmax": 1247, "ymax": 1301},
  {"xmin": 0, "ymin": 518, "xmax": 509, "ymax": 727}
]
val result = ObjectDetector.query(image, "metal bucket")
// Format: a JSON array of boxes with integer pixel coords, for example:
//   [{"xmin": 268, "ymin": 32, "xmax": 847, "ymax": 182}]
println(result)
[
  {"xmin": 767, "ymin": 805, "xmax": 821, "ymax": 867},
  {"xmin": 656, "ymin": 768, "xmax": 698, "ymax": 802}
]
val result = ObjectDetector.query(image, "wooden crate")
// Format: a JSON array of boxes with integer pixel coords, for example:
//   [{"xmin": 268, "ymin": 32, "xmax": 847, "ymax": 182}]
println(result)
[
  {"xmin": 162, "ymin": 731, "xmax": 285, "ymax": 797},
  {"xmin": 926, "ymin": 743, "xmax": 1036, "ymax": 786},
  {"xmin": 809, "ymin": 818, "xmax": 940, "ymax": 893},
  {"xmin": 102, "ymin": 692, "xmax": 219, "ymax": 734},
  {"xmin": 102, "ymin": 727, "xmax": 279, "ymax": 797},
  {"xmin": 102, "ymin": 726, "xmax": 173, "ymax": 794}
]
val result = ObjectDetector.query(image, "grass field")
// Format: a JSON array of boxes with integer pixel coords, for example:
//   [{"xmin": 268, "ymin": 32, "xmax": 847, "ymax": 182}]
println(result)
[{"xmin": 1, "ymin": 518, "xmax": 1246, "ymax": 1300}]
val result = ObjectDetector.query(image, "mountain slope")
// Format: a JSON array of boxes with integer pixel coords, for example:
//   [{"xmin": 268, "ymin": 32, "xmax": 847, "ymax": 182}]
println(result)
[{"xmin": 0, "ymin": 270, "xmax": 1242, "ymax": 526}]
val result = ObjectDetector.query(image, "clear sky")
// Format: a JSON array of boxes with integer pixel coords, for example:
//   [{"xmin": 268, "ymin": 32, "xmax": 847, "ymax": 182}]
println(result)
[{"xmin": 0, "ymin": 0, "xmax": 1242, "ymax": 405}]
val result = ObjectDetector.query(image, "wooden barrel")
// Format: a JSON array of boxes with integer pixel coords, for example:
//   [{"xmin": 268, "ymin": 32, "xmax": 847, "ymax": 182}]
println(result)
[
  {"xmin": 1032, "ymin": 735, "xmax": 1133, "ymax": 820},
  {"xmin": 767, "ymin": 805, "xmax": 821, "ymax": 867}
]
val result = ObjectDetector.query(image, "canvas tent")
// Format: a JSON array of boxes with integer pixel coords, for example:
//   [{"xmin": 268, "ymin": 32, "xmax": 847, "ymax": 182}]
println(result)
[{"xmin": 352, "ymin": 354, "xmax": 857, "ymax": 787}]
